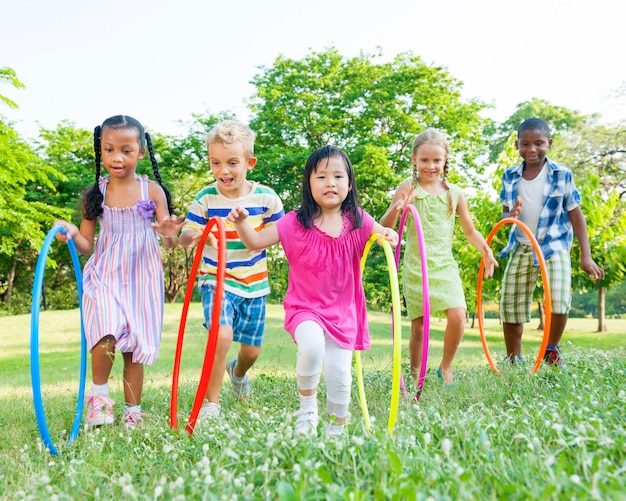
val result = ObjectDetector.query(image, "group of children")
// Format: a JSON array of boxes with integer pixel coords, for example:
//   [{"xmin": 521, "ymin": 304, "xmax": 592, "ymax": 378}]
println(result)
[{"xmin": 54, "ymin": 114, "xmax": 603, "ymax": 436}]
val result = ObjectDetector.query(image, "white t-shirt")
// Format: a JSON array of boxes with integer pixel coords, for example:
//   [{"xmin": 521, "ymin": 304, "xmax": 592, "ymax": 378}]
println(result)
[{"xmin": 517, "ymin": 162, "xmax": 548, "ymax": 244}]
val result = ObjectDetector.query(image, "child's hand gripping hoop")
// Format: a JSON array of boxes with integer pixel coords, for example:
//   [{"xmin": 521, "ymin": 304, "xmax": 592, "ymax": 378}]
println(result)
[
  {"xmin": 170, "ymin": 217, "xmax": 226, "ymax": 435},
  {"xmin": 394, "ymin": 204, "xmax": 430, "ymax": 399},
  {"xmin": 30, "ymin": 226, "xmax": 87, "ymax": 456},
  {"xmin": 355, "ymin": 234, "xmax": 402, "ymax": 434},
  {"xmin": 477, "ymin": 218, "xmax": 551, "ymax": 374}
]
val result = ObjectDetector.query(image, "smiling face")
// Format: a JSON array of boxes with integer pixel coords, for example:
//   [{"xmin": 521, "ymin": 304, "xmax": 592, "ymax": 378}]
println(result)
[
  {"xmin": 309, "ymin": 155, "xmax": 351, "ymax": 212},
  {"xmin": 412, "ymin": 143, "xmax": 447, "ymax": 183},
  {"xmin": 100, "ymin": 127, "xmax": 145, "ymax": 179},
  {"xmin": 516, "ymin": 129, "xmax": 552, "ymax": 169},
  {"xmin": 208, "ymin": 141, "xmax": 257, "ymax": 198}
]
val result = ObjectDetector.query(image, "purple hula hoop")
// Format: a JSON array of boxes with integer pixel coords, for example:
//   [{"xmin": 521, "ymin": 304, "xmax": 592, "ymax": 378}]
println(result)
[{"xmin": 394, "ymin": 204, "xmax": 430, "ymax": 399}]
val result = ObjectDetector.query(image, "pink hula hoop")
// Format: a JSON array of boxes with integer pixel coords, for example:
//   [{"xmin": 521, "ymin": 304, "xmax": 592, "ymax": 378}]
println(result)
[{"xmin": 394, "ymin": 204, "xmax": 430, "ymax": 399}]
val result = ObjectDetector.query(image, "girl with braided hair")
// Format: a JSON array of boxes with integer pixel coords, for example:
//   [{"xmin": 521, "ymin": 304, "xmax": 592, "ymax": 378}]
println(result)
[
  {"xmin": 55, "ymin": 115, "xmax": 185, "ymax": 428},
  {"xmin": 380, "ymin": 128, "xmax": 497, "ymax": 385}
]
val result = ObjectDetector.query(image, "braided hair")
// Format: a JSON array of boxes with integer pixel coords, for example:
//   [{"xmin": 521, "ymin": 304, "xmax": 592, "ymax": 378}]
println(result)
[
  {"xmin": 83, "ymin": 115, "xmax": 175, "ymax": 220},
  {"xmin": 411, "ymin": 128, "xmax": 454, "ymax": 217}
]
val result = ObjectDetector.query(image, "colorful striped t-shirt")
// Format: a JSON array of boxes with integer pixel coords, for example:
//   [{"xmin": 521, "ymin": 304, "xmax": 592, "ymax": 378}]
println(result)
[{"xmin": 182, "ymin": 182, "xmax": 284, "ymax": 298}]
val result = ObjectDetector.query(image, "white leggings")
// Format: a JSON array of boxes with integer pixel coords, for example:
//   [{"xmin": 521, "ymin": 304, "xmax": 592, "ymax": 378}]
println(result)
[{"xmin": 294, "ymin": 320, "xmax": 353, "ymax": 419}]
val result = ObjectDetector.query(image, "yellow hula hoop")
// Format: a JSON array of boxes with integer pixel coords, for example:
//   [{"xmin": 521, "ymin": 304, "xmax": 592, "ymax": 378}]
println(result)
[{"xmin": 355, "ymin": 234, "xmax": 402, "ymax": 434}]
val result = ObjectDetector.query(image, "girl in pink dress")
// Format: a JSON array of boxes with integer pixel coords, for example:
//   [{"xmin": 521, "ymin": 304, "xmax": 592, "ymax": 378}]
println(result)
[
  {"xmin": 228, "ymin": 145, "xmax": 397, "ymax": 437},
  {"xmin": 55, "ymin": 115, "xmax": 184, "ymax": 428}
]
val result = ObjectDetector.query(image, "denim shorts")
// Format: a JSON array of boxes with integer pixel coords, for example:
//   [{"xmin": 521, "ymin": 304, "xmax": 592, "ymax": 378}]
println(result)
[{"xmin": 200, "ymin": 283, "xmax": 266, "ymax": 346}]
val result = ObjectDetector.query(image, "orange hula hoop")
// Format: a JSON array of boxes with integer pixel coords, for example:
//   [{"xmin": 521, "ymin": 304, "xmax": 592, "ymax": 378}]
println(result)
[
  {"xmin": 170, "ymin": 216, "xmax": 226, "ymax": 434},
  {"xmin": 477, "ymin": 218, "xmax": 551, "ymax": 374}
]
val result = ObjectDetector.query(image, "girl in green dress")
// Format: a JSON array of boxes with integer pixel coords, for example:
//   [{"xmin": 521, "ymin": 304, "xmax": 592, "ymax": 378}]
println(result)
[{"xmin": 380, "ymin": 128, "xmax": 497, "ymax": 385}]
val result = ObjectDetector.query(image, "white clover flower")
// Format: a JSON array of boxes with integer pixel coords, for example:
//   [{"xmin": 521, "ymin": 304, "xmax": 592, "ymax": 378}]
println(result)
[
  {"xmin": 234, "ymin": 478, "xmax": 243, "ymax": 488},
  {"xmin": 162, "ymin": 444, "xmax": 173, "ymax": 454},
  {"xmin": 267, "ymin": 433, "xmax": 276, "ymax": 447},
  {"xmin": 293, "ymin": 464, "xmax": 301, "ymax": 474},
  {"xmin": 351, "ymin": 436, "xmax": 365, "ymax": 446},
  {"xmin": 154, "ymin": 486, "xmax": 163, "ymax": 498},
  {"xmin": 552, "ymin": 423, "xmax": 563, "ymax": 433},
  {"xmin": 202, "ymin": 443, "xmax": 209, "ymax": 453},
  {"xmin": 191, "ymin": 470, "xmax": 198, "ymax": 478},
  {"xmin": 570, "ymin": 474, "xmax": 581, "ymax": 484},
  {"xmin": 423, "ymin": 432, "xmax": 431, "ymax": 446},
  {"xmin": 544, "ymin": 456, "xmax": 555, "ymax": 467},
  {"xmin": 122, "ymin": 484, "xmax": 136, "ymax": 497},
  {"xmin": 204, "ymin": 475, "xmax": 213, "ymax": 485},
  {"xmin": 272, "ymin": 457, "xmax": 279, "ymax": 466},
  {"xmin": 225, "ymin": 448, "xmax": 239, "ymax": 460},
  {"xmin": 174, "ymin": 477, "xmax": 184, "ymax": 488},
  {"xmin": 441, "ymin": 438, "xmax": 452, "ymax": 458}
]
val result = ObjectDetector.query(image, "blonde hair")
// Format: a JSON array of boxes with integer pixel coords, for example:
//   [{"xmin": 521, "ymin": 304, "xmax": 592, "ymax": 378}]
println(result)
[
  {"xmin": 411, "ymin": 128, "xmax": 454, "ymax": 217},
  {"xmin": 206, "ymin": 120, "xmax": 256, "ymax": 159}
]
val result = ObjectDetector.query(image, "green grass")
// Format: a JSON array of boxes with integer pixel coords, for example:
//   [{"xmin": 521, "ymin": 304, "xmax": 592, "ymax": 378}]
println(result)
[{"xmin": 1, "ymin": 304, "xmax": 625, "ymax": 500}]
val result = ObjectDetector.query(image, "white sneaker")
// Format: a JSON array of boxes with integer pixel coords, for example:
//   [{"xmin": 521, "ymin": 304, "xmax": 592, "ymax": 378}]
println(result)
[
  {"xmin": 294, "ymin": 408, "xmax": 318, "ymax": 437},
  {"xmin": 226, "ymin": 358, "xmax": 250, "ymax": 399},
  {"xmin": 327, "ymin": 423, "xmax": 345, "ymax": 437},
  {"xmin": 198, "ymin": 400, "xmax": 221, "ymax": 422}
]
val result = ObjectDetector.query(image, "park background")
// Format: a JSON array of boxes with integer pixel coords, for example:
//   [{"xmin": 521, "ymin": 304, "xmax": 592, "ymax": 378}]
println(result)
[{"xmin": 1, "ymin": 1, "xmax": 626, "ymax": 499}]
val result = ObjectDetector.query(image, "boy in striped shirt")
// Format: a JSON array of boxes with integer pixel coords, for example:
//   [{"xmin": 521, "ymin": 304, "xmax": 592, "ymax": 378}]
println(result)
[{"xmin": 180, "ymin": 120, "xmax": 284, "ymax": 419}]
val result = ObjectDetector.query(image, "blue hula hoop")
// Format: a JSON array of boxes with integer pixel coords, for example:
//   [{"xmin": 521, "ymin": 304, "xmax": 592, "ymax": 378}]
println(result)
[{"xmin": 30, "ymin": 225, "xmax": 87, "ymax": 455}]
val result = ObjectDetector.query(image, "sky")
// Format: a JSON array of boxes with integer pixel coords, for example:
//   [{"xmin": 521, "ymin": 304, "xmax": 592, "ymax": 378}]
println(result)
[{"xmin": 2, "ymin": 0, "xmax": 625, "ymax": 141}]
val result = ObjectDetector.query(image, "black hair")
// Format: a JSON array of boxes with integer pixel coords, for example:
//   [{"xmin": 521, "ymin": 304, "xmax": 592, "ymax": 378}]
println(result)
[
  {"xmin": 83, "ymin": 115, "xmax": 174, "ymax": 220},
  {"xmin": 296, "ymin": 145, "xmax": 363, "ymax": 230},
  {"xmin": 517, "ymin": 117, "xmax": 552, "ymax": 140}
]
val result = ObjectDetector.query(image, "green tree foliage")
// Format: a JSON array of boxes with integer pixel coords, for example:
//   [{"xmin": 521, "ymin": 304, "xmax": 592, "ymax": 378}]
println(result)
[
  {"xmin": 0, "ymin": 67, "xmax": 25, "ymax": 109},
  {"xmin": 551, "ymin": 123, "xmax": 626, "ymax": 330},
  {"xmin": 0, "ymin": 118, "xmax": 69, "ymax": 310},
  {"xmin": 484, "ymin": 98, "xmax": 590, "ymax": 162},
  {"xmin": 248, "ymin": 48, "xmax": 488, "ymax": 307}
]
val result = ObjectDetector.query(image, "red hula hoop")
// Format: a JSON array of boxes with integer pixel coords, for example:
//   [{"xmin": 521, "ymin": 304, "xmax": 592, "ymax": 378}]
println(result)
[
  {"xmin": 170, "ymin": 216, "xmax": 226, "ymax": 434},
  {"xmin": 477, "ymin": 217, "xmax": 551, "ymax": 374}
]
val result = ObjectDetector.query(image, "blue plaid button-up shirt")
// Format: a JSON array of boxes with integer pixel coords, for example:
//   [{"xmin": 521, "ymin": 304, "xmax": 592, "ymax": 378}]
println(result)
[{"xmin": 499, "ymin": 157, "xmax": 581, "ymax": 264}]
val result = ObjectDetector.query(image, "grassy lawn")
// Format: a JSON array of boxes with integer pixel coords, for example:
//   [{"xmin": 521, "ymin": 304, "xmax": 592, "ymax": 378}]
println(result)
[{"xmin": 1, "ymin": 304, "xmax": 625, "ymax": 500}]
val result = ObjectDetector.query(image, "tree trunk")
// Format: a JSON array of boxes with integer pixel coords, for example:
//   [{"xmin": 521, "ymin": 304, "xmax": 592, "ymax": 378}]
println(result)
[
  {"xmin": 597, "ymin": 287, "xmax": 607, "ymax": 332},
  {"xmin": 537, "ymin": 301, "xmax": 545, "ymax": 330},
  {"xmin": 1, "ymin": 255, "xmax": 17, "ymax": 304},
  {"xmin": 470, "ymin": 313, "xmax": 476, "ymax": 329}
]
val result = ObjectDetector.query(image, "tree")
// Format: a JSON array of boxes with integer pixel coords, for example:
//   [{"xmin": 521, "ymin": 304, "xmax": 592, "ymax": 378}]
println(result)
[
  {"xmin": 551, "ymin": 123, "xmax": 626, "ymax": 331},
  {"xmin": 0, "ymin": 67, "xmax": 25, "ymax": 109},
  {"xmin": 248, "ymin": 48, "xmax": 488, "ymax": 308},
  {"xmin": 0, "ymin": 118, "xmax": 69, "ymax": 310},
  {"xmin": 484, "ymin": 98, "xmax": 590, "ymax": 163}
]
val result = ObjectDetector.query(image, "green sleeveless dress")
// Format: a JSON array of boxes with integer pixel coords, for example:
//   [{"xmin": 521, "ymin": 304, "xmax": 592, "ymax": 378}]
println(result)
[{"xmin": 402, "ymin": 182, "xmax": 467, "ymax": 319}]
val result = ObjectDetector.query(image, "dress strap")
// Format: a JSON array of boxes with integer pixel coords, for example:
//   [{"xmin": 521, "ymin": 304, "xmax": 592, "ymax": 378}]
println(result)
[{"xmin": 140, "ymin": 175, "xmax": 149, "ymax": 200}]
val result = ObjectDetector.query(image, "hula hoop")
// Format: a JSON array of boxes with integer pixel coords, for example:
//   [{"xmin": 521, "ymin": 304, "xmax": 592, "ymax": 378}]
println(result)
[
  {"xmin": 355, "ymin": 234, "xmax": 402, "ymax": 434},
  {"xmin": 30, "ymin": 225, "xmax": 87, "ymax": 456},
  {"xmin": 477, "ymin": 218, "xmax": 551, "ymax": 374},
  {"xmin": 170, "ymin": 216, "xmax": 226, "ymax": 434},
  {"xmin": 394, "ymin": 204, "xmax": 430, "ymax": 399}
]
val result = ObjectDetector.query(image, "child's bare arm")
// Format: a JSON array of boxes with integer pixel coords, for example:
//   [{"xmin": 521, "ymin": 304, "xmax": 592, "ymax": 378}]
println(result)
[
  {"xmin": 380, "ymin": 181, "xmax": 415, "ymax": 228},
  {"xmin": 371, "ymin": 222, "xmax": 399, "ymax": 248},
  {"xmin": 54, "ymin": 218, "xmax": 96, "ymax": 255},
  {"xmin": 457, "ymin": 193, "xmax": 498, "ymax": 278},
  {"xmin": 569, "ymin": 207, "xmax": 605, "ymax": 283},
  {"xmin": 503, "ymin": 196, "xmax": 523, "ymax": 219},
  {"xmin": 228, "ymin": 206, "xmax": 280, "ymax": 251}
]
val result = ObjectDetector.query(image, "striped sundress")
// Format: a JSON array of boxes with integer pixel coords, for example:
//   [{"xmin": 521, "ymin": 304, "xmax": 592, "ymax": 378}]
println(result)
[{"xmin": 82, "ymin": 175, "xmax": 164, "ymax": 365}]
